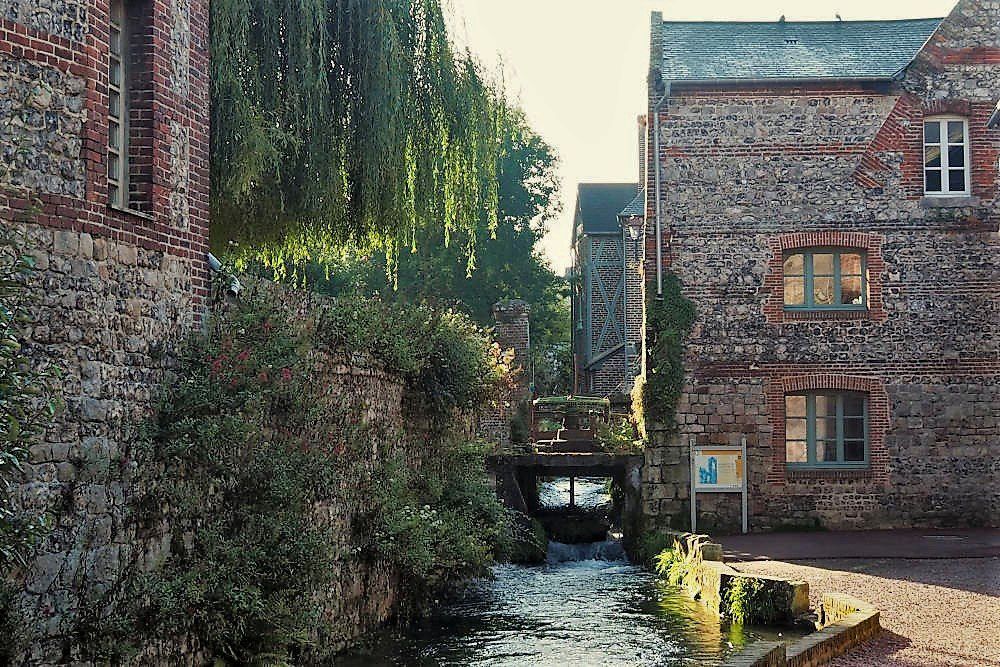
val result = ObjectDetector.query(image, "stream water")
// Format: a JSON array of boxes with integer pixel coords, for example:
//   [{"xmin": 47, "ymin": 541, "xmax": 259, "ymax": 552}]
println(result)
[
  {"xmin": 335, "ymin": 478, "xmax": 785, "ymax": 666},
  {"xmin": 335, "ymin": 545, "xmax": 784, "ymax": 666}
]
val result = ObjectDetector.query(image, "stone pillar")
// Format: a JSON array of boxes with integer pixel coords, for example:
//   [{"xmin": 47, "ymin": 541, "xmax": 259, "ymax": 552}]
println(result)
[{"xmin": 493, "ymin": 299, "xmax": 532, "ymax": 399}]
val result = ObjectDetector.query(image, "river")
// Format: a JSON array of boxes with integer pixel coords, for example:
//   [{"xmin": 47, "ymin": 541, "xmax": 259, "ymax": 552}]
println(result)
[{"xmin": 335, "ymin": 544, "xmax": 786, "ymax": 666}]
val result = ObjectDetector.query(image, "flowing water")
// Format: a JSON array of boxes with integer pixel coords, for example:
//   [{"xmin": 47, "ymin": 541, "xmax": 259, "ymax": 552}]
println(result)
[{"xmin": 335, "ymin": 543, "xmax": 785, "ymax": 666}]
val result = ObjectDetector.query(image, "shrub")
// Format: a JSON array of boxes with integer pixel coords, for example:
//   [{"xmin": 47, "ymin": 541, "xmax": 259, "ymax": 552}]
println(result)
[
  {"xmin": 97, "ymin": 284, "xmax": 511, "ymax": 663},
  {"xmin": 596, "ymin": 415, "xmax": 641, "ymax": 454},
  {"xmin": 634, "ymin": 530, "xmax": 675, "ymax": 569},
  {"xmin": 365, "ymin": 437, "xmax": 511, "ymax": 602},
  {"xmin": 724, "ymin": 576, "xmax": 780, "ymax": 625}
]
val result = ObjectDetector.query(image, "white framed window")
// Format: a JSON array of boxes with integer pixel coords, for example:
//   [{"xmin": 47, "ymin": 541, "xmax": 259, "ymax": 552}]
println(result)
[
  {"xmin": 108, "ymin": 0, "xmax": 128, "ymax": 208},
  {"xmin": 923, "ymin": 117, "xmax": 969, "ymax": 196}
]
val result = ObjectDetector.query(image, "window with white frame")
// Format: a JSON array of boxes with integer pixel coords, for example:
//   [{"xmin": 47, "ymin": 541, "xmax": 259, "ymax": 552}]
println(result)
[
  {"xmin": 924, "ymin": 117, "xmax": 969, "ymax": 196},
  {"xmin": 108, "ymin": 0, "xmax": 127, "ymax": 207}
]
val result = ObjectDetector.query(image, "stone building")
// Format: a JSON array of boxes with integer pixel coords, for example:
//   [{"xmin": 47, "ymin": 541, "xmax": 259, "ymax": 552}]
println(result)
[
  {"xmin": 1, "ymin": 0, "xmax": 210, "ymax": 659},
  {"xmin": 639, "ymin": 0, "xmax": 999, "ymax": 531},
  {"xmin": 570, "ymin": 182, "xmax": 644, "ymax": 396}
]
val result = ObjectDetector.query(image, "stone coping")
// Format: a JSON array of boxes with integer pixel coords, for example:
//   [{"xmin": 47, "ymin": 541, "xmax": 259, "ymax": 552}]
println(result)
[{"xmin": 725, "ymin": 592, "xmax": 881, "ymax": 667}]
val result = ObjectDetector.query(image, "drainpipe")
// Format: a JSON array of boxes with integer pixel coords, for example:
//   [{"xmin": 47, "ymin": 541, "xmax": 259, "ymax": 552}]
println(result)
[
  {"xmin": 621, "ymin": 219, "xmax": 628, "ymax": 391},
  {"xmin": 652, "ymin": 89, "xmax": 669, "ymax": 297}
]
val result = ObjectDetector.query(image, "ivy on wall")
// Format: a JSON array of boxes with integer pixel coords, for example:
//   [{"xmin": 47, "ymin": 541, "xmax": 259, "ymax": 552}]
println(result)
[{"xmin": 633, "ymin": 273, "xmax": 696, "ymax": 438}]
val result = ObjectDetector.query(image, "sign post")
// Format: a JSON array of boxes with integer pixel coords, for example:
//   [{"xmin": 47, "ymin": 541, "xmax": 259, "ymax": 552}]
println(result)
[{"xmin": 690, "ymin": 437, "xmax": 748, "ymax": 534}]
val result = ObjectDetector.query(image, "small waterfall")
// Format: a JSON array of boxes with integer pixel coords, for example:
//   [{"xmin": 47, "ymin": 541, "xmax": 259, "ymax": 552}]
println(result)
[{"xmin": 546, "ymin": 539, "xmax": 626, "ymax": 563}]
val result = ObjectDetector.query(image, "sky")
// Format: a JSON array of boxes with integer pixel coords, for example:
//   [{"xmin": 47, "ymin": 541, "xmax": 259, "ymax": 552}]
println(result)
[{"xmin": 449, "ymin": 0, "xmax": 956, "ymax": 273}]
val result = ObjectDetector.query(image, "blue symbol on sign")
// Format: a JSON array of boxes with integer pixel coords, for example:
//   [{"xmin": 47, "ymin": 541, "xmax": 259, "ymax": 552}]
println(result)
[{"xmin": 699, "ymin": 456, "xmax": 718, "ymax": 485}]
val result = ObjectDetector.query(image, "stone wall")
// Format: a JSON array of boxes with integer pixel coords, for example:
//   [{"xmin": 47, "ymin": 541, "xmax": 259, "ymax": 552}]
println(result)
[
  {"xmin": 2, "ymin": 0, "xmax": 211, "ymax": 660},
  {"xmin": 642, "ymin": 0, "xmax": 999, "ymax": 532}
]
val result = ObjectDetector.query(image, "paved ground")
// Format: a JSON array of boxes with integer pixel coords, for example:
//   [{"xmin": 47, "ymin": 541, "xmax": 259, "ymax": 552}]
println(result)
[
  {"xmin": 721, "ymin": 530, "xmax": 1000, "ymax": 667},
  {"xmin": 720, "ymin": 528, "xmax": 1000, "ymax": 561}
]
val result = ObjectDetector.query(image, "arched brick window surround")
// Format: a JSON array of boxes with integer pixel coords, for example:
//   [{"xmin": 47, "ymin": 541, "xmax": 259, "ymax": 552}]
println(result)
[
  {"xmin": 763, "ymin": 232, "xmax": 886, "ymax": 323},
  {"xmin": 764, "ymin": 374, "xmax": 889, "ymax": 486}
]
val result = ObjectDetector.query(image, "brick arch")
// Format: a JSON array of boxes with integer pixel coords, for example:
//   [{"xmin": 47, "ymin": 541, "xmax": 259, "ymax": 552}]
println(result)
[
  {"xmin": 762, "ymin": 232, "xmax": 887, "ymax": 323},
  {"xmin": 764, "ymin": 374, "xmax": 890, "ymax": 486}
]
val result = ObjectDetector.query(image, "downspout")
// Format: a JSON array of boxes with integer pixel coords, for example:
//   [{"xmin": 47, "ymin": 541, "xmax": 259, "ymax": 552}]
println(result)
[
  {"xmin": 621, "ymin": 219, "xmax": 628, "ymax": 391},
  {"xmin": 652, "ymin": 88, "xmax": 669, "ymax": 297}
]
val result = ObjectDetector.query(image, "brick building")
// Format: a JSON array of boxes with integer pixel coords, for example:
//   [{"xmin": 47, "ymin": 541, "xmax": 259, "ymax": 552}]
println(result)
[
  {"xmin": 570, "ymin": 182, "xmax": 644, "ymax": 396},
  {"xmin": 639, "ymin": 0, "xmax": 999, "ymax": 531},
  {"xmin": 1, "ymin": 0, "xmax": 209, "ymax": 658}
]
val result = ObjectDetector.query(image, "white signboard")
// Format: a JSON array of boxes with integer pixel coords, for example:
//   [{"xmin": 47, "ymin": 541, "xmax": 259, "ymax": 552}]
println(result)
[
  {"xmin": 694, "ymin": 448, "xmax": 743, "ymax": 491},
  {"xmin": 690, "ymin": 439, "xmax": 748, "ymax": 533}
]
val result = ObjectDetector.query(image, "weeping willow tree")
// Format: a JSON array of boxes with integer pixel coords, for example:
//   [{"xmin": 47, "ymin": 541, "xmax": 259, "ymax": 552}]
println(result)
[{"xmin": 210, "ymin": 0, "xmax": 503, "ymax": 274}]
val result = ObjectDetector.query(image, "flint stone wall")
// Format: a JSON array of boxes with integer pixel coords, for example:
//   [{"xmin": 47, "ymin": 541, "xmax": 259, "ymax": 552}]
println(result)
[{"xmin": 642, "ymin": 0, "xmax": 999, "ymax": 532}]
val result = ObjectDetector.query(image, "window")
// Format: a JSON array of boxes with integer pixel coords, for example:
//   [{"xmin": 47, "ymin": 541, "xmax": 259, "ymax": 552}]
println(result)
[
  {"xmin": 924, "ymin": 117, "xmax": 969, "ymax": 195},
  {"xmin": 783, "ymin": 249, "xmax": 866, "ymax": 309},
  {"xmin": 108, "ymin": 0, "xmax": 127, "ymax": 207},
  {"xmin": 785, "ymin": 392, "xmax": 868, "ymax": 468}
]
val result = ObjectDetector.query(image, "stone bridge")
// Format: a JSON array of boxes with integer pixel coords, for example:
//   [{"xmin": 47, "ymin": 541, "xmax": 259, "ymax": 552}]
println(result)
[{"xmin": 488, "ymin": 452, "xmax": 644, "ymax": 544}]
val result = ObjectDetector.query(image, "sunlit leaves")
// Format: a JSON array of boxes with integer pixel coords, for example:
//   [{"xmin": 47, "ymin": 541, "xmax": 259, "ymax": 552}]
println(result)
[{"xmin": 210, "ymin": 0, "xmax": 505, "ymax": 276}]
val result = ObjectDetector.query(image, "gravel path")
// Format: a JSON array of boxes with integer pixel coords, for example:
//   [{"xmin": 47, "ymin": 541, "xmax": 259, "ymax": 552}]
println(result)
[{"xmin": 734, "ymin": 557, "xmax": 1000, "ymax": 667}]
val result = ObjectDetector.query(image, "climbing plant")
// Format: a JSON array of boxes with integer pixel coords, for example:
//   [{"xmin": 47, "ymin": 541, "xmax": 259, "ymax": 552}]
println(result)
[
  {"xmin": 633, "ymin": 273, "xmax": 696, "ymax": 437},
  {"xmin": 210, "ymin": 0, "xmax": 504, "ymax": 276},
  {"xmin": 0, "ymin": 232, "xmax": 59, "ymax": 569}
]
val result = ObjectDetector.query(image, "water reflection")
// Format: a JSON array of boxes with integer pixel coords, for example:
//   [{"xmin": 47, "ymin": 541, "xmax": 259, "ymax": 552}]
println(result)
[
  {"xmin": 336, "ymin": 558, "xmax": 768, "ymax": 666},
  {"xmin": 537, "ymin": 476, "xmax": 611, "ymax": 509}
]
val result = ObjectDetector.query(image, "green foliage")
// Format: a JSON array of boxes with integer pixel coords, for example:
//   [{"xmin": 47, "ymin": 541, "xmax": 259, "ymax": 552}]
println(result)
[
  {"xmin": 313, "ymin": 292, "xmax": 507, "ymax": 420},
  {"xmin": 0, "ymin": 233, "xmax": 59, "ymax": 569},
  {"xmin": 634, "ymin": 530, "xmax": 676, "ymax": 569},
  {"xmin": 365, "ymin": 438, "xmax": 511, "ymax": 602},
  {"xmin": 724, "ymin": 577, "xmax": 779, "ymax": 626},
  {"xmin": 298, "ymin": 108, "xmax": 569, "ymax": 392},
  {"xmin": 653, "ymin": 544, "xmax": 697, "ymax": 587},
  {"xmin": 94, "ymin": 286, "xmax": 509, "ymax": 663},
  {"xmin": 500, "ymin": 515, "xmax": 548, "ymax": 564},
  {"xmin": 211, "ymin": 0, "xmax": 505, "ymax": 275},
  {"xmin": 596, "ymin": 415, "xmax": 642, "ymax": 454},
  {"xmin": 127, "ymin": 296, "xmax": 340, "ymax": 663},
  {"xmin": 635, "ymin": 273, "xmax": 695, "ymax": 436}
]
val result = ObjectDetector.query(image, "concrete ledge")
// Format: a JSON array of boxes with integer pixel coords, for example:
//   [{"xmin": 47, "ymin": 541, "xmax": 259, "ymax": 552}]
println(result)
[
  {"xmin": 919, "ymin": 195, "xmax": 980, "ymax": 208},
  {"xmin": 724, "ymin": 593, "xmax": 881, "ymax": 667}
]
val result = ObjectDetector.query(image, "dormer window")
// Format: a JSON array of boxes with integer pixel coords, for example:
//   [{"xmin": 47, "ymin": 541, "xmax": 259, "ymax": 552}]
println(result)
[{"xmin": 924, "ymin": 117, "xmax": 969, "ymax": 195}]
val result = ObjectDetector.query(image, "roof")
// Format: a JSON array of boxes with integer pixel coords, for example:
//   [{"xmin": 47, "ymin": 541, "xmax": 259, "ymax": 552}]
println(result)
[
  {"xmin": 656, "ymin": 17, "xmax": 943, "ymax": 82},
  {"xmin": 619, "ymin": 190, "xmax": 645, "ymax": 217},
  {"xmin": 573, "ymin": 183, "xmax": 637, "ymax": 236},
  {"xmin": 989, "ymin": 101, "xmax": 1000, "ymax": 128}
]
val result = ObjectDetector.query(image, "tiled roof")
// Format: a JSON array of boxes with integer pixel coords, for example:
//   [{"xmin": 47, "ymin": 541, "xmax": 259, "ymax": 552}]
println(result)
[
  {"xmin": 619, "ymin": 190, "xmax": 645, "ymax": 218},
  {"xmin": 574, "ymin": 183, "xmax": 637, "ymax": 235},
  {"xmin": 657, "ymin": 18, "xmax": 942, "ymax": 82}
]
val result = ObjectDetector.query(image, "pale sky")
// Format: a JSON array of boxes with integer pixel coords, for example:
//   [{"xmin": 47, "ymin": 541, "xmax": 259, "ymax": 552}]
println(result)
[{"xmin": 450, "ymin": 0, "xmax": 956, "ymax": 273}]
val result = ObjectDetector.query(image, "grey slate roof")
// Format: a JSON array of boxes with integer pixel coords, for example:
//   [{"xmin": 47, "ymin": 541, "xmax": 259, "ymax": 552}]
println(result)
[
  {"xmin": 619, "ymin": 190, "xmax": 645, "ymax": 218},
  {"xmin": 574, "ymin": 183, "xmax": 637, "ymax": 236},
  {"xmin": 658, "ymin": 18, "xmax": 942, "ymax": 82}
]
